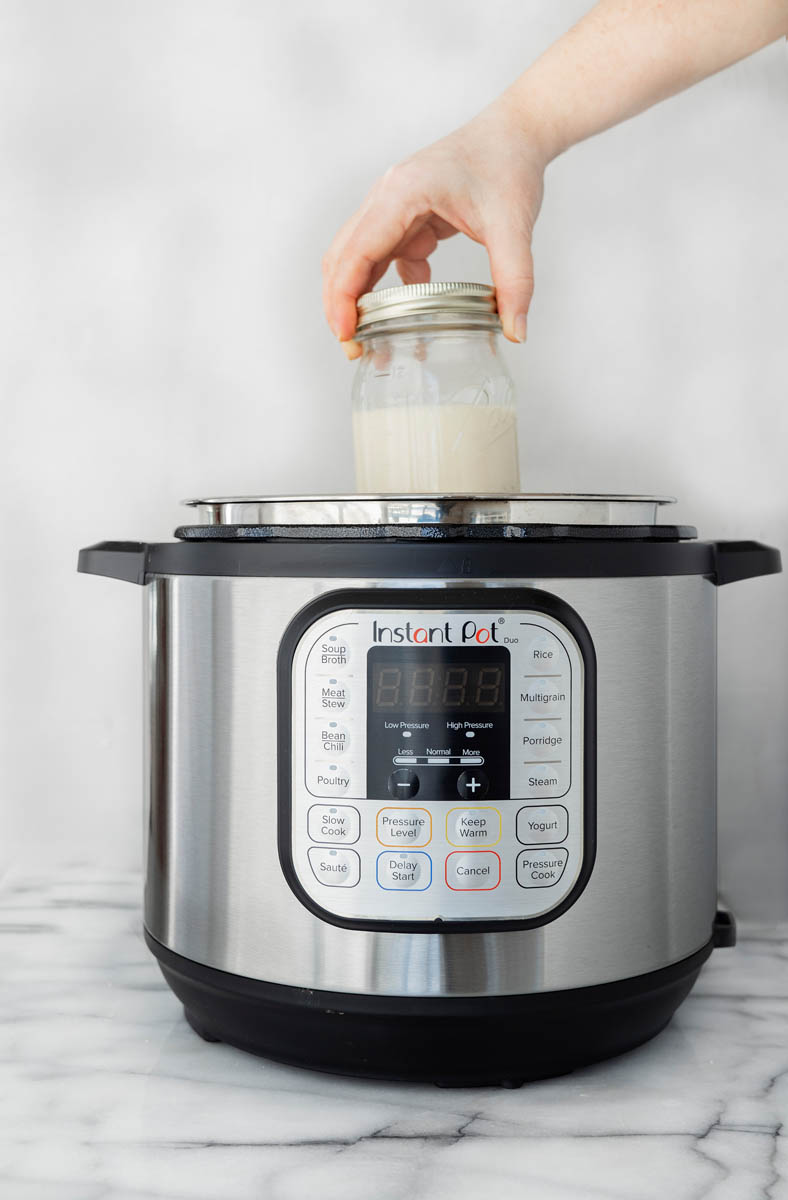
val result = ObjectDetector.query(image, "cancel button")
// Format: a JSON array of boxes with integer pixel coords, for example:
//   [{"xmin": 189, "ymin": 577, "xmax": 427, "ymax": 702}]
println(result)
[{"xmin": 516, "ymin": 847, "xmax": 569, "ymax": 889}]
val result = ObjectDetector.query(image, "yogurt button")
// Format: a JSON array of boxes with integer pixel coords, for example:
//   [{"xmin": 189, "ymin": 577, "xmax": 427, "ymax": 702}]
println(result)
[
  {"xmin": 376, "ymin": 851, "xmax": 432, "ymax": 891},
  {"xmin": 516, "ymin": 805, "xmax": 568, "ymax": 845},
  {"xmin": 308, "ymin": 847, "xmax": 360, "ymax": 887}
]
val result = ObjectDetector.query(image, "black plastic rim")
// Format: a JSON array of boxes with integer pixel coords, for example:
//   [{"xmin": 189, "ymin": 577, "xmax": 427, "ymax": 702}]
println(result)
[{"xmin": 146, "ymin": 928, "xmax": 714, "ymax": 1086}]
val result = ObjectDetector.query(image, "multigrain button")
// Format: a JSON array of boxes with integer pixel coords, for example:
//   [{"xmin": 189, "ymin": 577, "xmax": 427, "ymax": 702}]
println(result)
[
  {"xmin": 521, "ymin": 721, "xmax": 564, "ymax": 761},
  {"xmin": 446, "ymin": 807, "xmax": 501, "ymax": 847},
  {"xmin": 516, "ymin": 847, "xmax": 569, "ymax": 889},
  {"xmin": 376, "ymin": 851, "xmax": 432, "ymax": 891},
  {"xmin": 518, "ymin": 678, "xmax": 569, "ymax": 718},
  {"xmin": 307, "ymin": 846, "xmax": 360, "ymax": 887},
  {"xmin": 516, "ymin": 805, "xmax": 568, "ymax": 845},
  {"xmin": 445, "ymin": 851, "xmax": 501, "ymax": 891},
  {"xmin": 377, "ymin": 807, "xmax": 432, "ymax": 847},
  {"xmin": 307, "ymin": 804, "xmax": 360, "ymax": 845}
]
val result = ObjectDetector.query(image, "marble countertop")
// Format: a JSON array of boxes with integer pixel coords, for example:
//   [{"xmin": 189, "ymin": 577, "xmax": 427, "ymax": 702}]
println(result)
[{"xmin": 1, "ymin": 866, "xmax": 786, "ymax": 1200}]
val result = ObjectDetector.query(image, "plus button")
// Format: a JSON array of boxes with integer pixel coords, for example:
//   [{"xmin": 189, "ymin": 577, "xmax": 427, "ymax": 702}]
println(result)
[{"xmin": 457, "ymin": 769, "xmax": 489, "ymax": 800}]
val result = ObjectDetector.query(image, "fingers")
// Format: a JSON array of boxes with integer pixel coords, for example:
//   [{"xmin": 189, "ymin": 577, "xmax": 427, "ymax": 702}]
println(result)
[{"xmin": 484, "ymin": 215, "xmax": 535, "ymax": 343}]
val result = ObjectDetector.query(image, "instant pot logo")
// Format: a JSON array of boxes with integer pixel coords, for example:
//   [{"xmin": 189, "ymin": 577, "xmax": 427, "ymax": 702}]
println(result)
[{"xmin": 371, "ymin": 619, "xmax": 500, "ymax": 645}]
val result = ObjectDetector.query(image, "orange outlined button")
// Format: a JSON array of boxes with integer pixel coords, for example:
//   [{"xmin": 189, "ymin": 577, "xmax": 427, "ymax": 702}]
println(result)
[
  {"xmin": 445, "ymin": 851, "xmax": 501, "ymax": 891},
  {"xmin": 446, "ymin": 807, "xmax": 501, "ymax": 848},
  {"xmin": 376, "ymin": 807, "xmax": 432, "ymax": 847}
]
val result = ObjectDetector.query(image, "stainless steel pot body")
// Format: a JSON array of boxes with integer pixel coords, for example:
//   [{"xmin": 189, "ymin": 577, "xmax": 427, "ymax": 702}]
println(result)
[{"xmin": 143, "ymin": 571, "xmax": 717, "ymax": 998}]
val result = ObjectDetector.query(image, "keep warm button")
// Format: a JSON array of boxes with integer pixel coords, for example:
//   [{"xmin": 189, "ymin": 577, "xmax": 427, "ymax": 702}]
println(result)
[{"xmin": 516, "ymin": 847, "xmax": 569, "ymax": 889}]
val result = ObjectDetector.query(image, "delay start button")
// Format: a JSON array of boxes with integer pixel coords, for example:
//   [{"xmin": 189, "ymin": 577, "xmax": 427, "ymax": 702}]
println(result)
[
  {"xmin": 376, "ymin": 851, "xmax": 432, "ymax": 891},
  {"xmin": 516, "ymin": 847, "xmax": 569, "ymax": 889}
]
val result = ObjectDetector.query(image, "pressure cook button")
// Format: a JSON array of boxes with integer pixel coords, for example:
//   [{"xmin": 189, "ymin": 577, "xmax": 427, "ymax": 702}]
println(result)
[
  {"xmin": 445, "ymin": 851, "xmax": 501, "ymax": 891},
  {"xmin": 456, "ymin": 769, "xmax": 489, "ymax": 800},
  {"xmin": 377, "ymin": 807, "xmax": 432, "ymax": 847},
  {"xmin": 518, "ymin": 678, "xmax": 569, "ymax": 718},
  {"xmin": 314, "ymin": 636, "xmax": 351, "ymax": 668},
  {"xmin": 446, "ymin": 807, "xmax": 501, "ymax": 847},
  {"xmin": 516, "ymin": 847, "xmax": 569, "ymax": 889},
  {"xmin": 516, "ymin": 805, "xmax": 568, "ymax": 845},
  {"xmin": 376, "ymin": 851, "xmax": 432, "ymax": 891},
  {"xmin": 317, "ymin": 722, "xmax": 350, "ymax": 756},
  {"xmin": 307, "ymin": 846, "xmax": 360, "ymax": 888},
  {"xmin": 521, "ymin": 721, "xmax": 564, "ymax": 761},
  {"xmin": 307, "ymin": 804, "xmax": 360, "ymax": 845},
  {"xmin": 388, "ymin": 768, "xmax": 420, "ymax": 799}
]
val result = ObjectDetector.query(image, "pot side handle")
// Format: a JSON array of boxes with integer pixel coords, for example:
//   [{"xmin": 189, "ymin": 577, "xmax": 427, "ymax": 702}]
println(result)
[
  {"xmin": 77, "ymin": 541, "xmax": 149, "ymax": 585},
  {"xmin": 711, "ymin": 540, "xmax": 782, "ymax": 586}
]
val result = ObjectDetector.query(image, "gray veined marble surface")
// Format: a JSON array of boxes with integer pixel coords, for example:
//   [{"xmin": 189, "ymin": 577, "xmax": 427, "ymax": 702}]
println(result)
[{"xmin": 0, "ymin": 867, "xmax": 786, "ymax": 1200}]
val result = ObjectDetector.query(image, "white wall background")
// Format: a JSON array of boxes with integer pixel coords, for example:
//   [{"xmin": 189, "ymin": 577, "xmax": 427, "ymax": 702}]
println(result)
[{"xmin": 1, "ymin": 1, "xmax": 786, "ymax": 918}]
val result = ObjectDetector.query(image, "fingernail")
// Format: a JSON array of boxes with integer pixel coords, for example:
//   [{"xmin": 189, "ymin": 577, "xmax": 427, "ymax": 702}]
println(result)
[
  {"xmin": 513, "ymin": 313, "xmax": 527, "ymax": 343},
  {"xmin": 341, "ymin": 339, "xmax": 363, "ymax": 361}
]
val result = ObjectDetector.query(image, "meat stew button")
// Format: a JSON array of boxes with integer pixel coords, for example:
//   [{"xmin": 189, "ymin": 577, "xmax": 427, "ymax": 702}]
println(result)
[
  {"xmin": 307, "ymin": 846, "xmax": 360, "ymax": 887},
  {"xmin": 516, "ymin": 847, "xmax": 569, "ymax": 888}
]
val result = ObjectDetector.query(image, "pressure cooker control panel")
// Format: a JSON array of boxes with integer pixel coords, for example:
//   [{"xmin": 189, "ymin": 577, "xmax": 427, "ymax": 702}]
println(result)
[{"xmin": 280, "ymin": 591, "xmax": 595, "ymax": 931}]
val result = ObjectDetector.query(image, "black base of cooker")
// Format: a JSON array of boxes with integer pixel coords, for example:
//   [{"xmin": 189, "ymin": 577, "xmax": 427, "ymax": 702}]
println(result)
[{"xmin": 146, "ymin": 930, "xmax": 713, "ymax": 1087}]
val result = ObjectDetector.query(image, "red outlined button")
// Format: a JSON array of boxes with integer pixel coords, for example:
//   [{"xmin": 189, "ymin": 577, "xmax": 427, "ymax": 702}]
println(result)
[{"xmin": 445, "ymin": 850, "xmax": 501, "ymax": 891}]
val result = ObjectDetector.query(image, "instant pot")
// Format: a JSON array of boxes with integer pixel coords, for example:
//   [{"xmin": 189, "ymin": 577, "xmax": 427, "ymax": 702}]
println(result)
[{"xmin": 78, "ymin": 494, "xmax": 780, "ymax": 1085}]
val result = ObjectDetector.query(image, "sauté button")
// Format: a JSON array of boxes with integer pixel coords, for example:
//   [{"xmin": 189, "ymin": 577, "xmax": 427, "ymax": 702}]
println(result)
[
  {"xmin": 516, "ymin": 847, "xmax": 569, "ymax": 888},
  {"xmin": 376, "ymin": 807, "xmax": 432, "ymax": 846},
  {"xmin": 446, "ymin": 807, "xmax": 501, "ymax": 847},
  {"xmin": 307, "ymin": 804, "xmax": 360, "ymax": 845},
  {"xmin": 456, "ymin": 769, "xmax": 489, "ymax": 800},
  {"xmin": 445, "ymin": 851, "xmax": 501, "ymax": 891},
  {"xmin": 388, "ymin": 768, "xmax": 420, "ymax": 799},
  {"xmin": 307, "ymin": 846, "xmax": 360, "ymax": 887},
  {"xmin": 516, "ymin": 805, "xmax": 568, "ymax": 845},
  {"xmin": 376, "ymin": 851, "xmax": 432, "ymax": 891}
]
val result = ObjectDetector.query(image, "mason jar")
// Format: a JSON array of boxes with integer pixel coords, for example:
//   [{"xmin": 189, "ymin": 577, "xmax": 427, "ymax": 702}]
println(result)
[{"xmin": 352, "ymin": 282, "xmax": 520, "ymax": 494}]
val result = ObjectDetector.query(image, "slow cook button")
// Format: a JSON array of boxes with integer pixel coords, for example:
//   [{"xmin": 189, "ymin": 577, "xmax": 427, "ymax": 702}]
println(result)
[
  {"xmin": 516, "ymin": 847, "xmax": 569, "ymax": 889},
  {"xmin": 307, "ymin": 846, "xmax": 360, "ymax": 888},
  {"xmin": 377, "ymin": 807, "xmax": 432, "ymax": 847},
  {"xmin": 518, "ymin": 678, "xmax": 569, "ymax": 718},
  {"xmin": 516, "ymin": 805, "xmax": 568, "ymax": 845},
  {"xmin": 376, "ymin": 851, "xmax": 432, "ymax": 891},
  {"xmin": 316, "ymin": 722, "xmax": 350, "ymax": 756},
  {"xmin": 446, "ymin": 807, "xmax": 501, "ymax": 847},
  {"xmin": 521, "ymin": 721, "xmax": 565, "ymax": 762},
  {"xmin": 307, "ymin": 804, "xmax": 360, "ymax": 845},
  {"xmin": 445, "ymin": 851, "xmax": 501, "ymax": 891}
]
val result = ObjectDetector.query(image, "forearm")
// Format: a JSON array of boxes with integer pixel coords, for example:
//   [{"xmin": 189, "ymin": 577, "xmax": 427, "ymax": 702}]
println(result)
[{"xmin": 500, "ymin": 0, "xmax": 788, "ymax": 161}]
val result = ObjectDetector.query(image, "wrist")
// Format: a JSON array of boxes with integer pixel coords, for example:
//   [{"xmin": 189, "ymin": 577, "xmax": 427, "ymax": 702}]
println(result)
[{"xmin": 491, "ymin": 75, "xmax": 574, "ymax": 165}]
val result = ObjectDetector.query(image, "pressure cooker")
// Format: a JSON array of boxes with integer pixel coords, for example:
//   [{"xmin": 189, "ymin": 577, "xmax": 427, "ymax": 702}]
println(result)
[{"xmin": 78, "ymin": 494, "xmax": 780, "ymax": 1086}]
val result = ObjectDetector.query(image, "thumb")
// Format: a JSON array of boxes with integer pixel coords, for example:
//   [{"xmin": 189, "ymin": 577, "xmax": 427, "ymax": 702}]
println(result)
[{"xmin": 485, "ymin": 221, "xmax": 535, "ymax": 343}]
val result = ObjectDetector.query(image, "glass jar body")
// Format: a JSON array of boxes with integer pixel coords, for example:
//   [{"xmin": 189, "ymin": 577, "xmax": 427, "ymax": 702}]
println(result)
[{"xmin": 352, "ymin": 319, "xmax": 520, "ymax": 494}]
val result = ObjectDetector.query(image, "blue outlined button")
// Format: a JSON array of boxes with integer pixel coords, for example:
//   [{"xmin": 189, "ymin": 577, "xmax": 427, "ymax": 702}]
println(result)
[{"xmin": 376, "ymin": 851, "xmax": 432, "ymax": 891}]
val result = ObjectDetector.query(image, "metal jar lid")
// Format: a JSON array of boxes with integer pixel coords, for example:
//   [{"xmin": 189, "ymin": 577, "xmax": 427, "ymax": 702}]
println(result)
[{"xmin": 355, "ymin": 282, "xmax": 500, "ymax": 333}]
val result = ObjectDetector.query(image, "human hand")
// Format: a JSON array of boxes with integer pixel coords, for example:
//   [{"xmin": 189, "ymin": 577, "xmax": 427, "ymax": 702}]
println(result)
[{"xmin": 322, "ymin": 97, "xmax": 553, "ymax": 356}]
